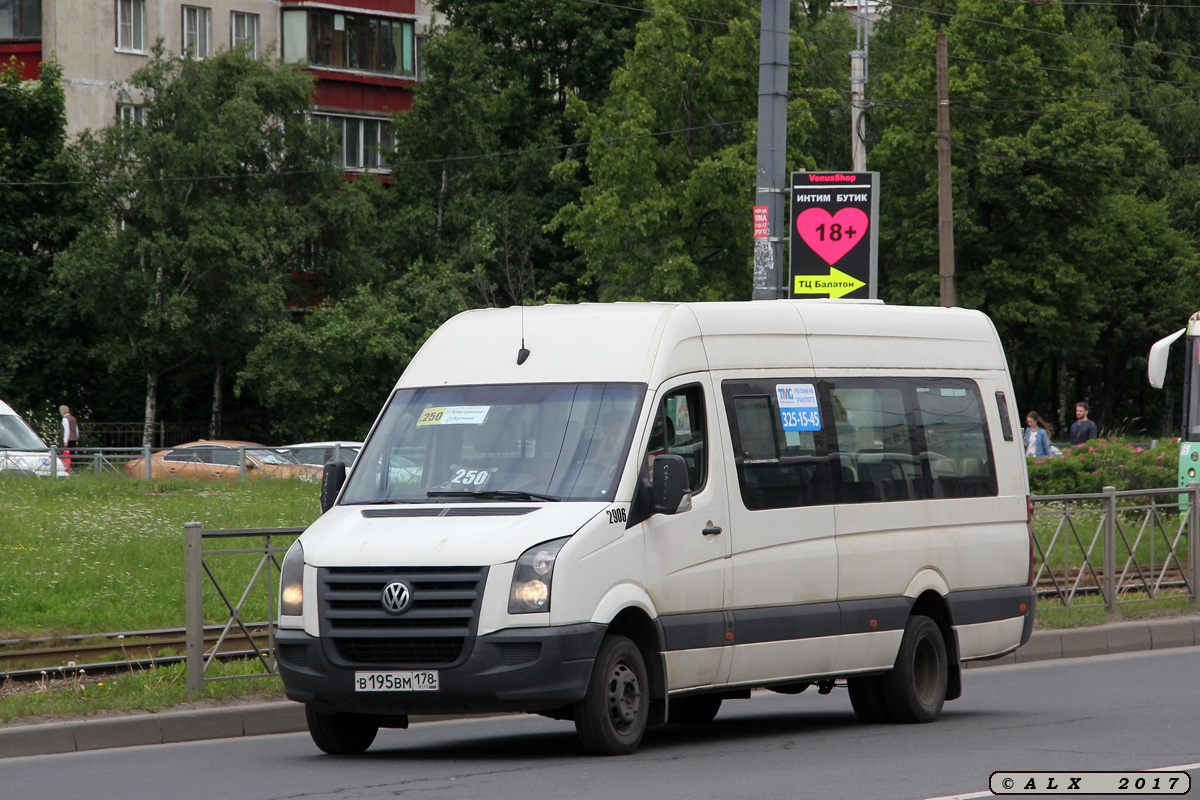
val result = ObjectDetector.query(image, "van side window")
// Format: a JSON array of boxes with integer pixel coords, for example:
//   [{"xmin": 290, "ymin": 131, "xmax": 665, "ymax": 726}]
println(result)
[
  {"xmin": 915, "ymin": 382, "xmax": 998, "ymax": 498},
  {"xmin": 723, "ymin": 377, "xmax": 997, "ymax": 509},
  {"xmin": 651, "ymin": 385, "xmax": 707, "ymax": 492},
  {"xmin": 995, "ymin": 391, "xmax": 1014, "ymax": 441},
  {"xmin": 723, "ymin": 382, "xmax": 832, "ymax": 510},
  {"xmin": 828, "ymin": 383, "xmax": 920, "ymax": 503}
]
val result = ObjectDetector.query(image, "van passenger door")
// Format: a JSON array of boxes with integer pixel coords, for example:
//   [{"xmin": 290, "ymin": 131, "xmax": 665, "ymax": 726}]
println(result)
[
  {"xmin": 643, "ymin": 378, "xmax": 732, "ymax": 691},
  {"xmin": 719, "ymin": 379, "xmax": 840, "ymax": 684}
]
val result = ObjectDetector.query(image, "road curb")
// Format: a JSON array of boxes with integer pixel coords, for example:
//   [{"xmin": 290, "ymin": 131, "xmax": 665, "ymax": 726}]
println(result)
[{"xmin": 4, "ymin": 616, "xmax": 1199, "ymax": 759}]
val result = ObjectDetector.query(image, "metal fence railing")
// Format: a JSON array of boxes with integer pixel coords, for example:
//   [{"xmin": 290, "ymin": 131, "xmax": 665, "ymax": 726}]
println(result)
[
  {"xmin": 184, "ymin": 523, "xmax": 306, "ymax": 698},
  {"xmin": 1032, "ymin": 484, "xmax": 1199, "ymax": 611},
  {"xmin": 162, "ymin": 488, "xmax": 1188, "ymax": 695}
]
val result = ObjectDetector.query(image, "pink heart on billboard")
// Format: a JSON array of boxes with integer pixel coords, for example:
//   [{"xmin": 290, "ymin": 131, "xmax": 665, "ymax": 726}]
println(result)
[{"xmin": 796, "ymin": 207, "xmax": 869, "ymax": 266}]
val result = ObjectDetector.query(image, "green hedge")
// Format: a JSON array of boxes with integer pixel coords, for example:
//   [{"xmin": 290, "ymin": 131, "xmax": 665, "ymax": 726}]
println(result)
[{"xmin": 1027, "ymin": 438, "xmax": 1180, "ymax": 495}]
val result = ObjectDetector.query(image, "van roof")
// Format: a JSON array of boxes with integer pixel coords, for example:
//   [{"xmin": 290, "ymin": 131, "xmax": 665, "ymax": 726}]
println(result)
[
  {"xmin": 0, "ymin": 399, "xmax": 18, "ymax": 416},
  {"xmin": 398, "ymin": 300, "xmax": 1008, "ymax": 389}
]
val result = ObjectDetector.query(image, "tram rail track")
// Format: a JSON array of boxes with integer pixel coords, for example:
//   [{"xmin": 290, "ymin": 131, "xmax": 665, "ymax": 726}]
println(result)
[{"xmin": 1, "ymin": 624, "xmax": 272, "ymax": 680}]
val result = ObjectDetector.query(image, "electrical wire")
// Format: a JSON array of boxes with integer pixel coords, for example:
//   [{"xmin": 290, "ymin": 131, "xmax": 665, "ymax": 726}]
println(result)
[
  {"xmin": 0, "ymin": 104, "xmax": 843, "ymax": 188},
  {"xmin": 879, "ymin": 0, "xmax": 1200, "ymax": 65}
]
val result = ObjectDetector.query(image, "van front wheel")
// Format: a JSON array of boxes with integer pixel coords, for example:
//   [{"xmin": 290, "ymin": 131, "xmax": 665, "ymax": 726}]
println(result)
[
  {"xmin": 305, "ymin": 706, "xmax": 380, "ymax": 754},
  {"xmin": 574, "ymin": 635, "xmax": 649, "ymax": 755},
  {"xmin": 884, "ymin": 615, "xmax": 948, "ymax": 723},
  {"xmin": 668, "ymin": 694, "xmax": 723, "ymax": 724}
]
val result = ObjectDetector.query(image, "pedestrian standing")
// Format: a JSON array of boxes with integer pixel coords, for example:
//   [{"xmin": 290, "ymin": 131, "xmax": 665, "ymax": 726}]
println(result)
[
  {"xmin": 60, "ymin": 405, "xmax": 79, "ymax": 471},
  {"xmin": 1069, "ymin": 401, "xmax": 1099, "ymax": 445},
  {"xmin": 1023, "ymin": 412, "xmax": 1052, "ymax": 458}
]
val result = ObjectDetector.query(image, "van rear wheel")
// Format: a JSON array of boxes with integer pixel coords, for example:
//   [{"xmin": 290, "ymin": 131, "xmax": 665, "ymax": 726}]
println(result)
[
  {"xmin": 883, "ymin": 615, "xmax": 948, "ymax": 723},
  {"xmin": 574, "ymin": 635, "xmax": 649, "ymax": 755},
  {"xmin": 305, "ymin": 706, "xmax": 379, "ymax": 754},
  {"xmin": 847, "ymin": 675, "xmax": 893, "ymax": 723}
]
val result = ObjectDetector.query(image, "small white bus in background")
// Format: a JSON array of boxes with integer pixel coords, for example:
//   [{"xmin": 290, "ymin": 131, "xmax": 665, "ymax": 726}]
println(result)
[
  {"xmin": 278, "ymin": 300, "xmax": 1036, "ymax": 756},
  {"xmin": 0, "ymin": 399, "xmax": 68, "ymax": 477}
]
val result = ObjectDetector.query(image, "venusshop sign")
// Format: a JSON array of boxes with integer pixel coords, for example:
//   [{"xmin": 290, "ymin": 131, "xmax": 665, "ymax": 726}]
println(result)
[{"xmin": 788, "ymin": 172, "xmax": 878, "ymax": 299}]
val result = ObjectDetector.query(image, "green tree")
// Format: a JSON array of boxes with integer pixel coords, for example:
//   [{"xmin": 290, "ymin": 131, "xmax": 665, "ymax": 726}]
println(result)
[
  {"xmin": 383, "ymin": 1, "xmax": 638, "ymax": 307},
  {"xmin": 236, "ymin": 271, "xmax": 468, "ymax": 441},
  {"xmin": 868, "ymin": 0, "xmax": 1196, "ymax": 431},
  {"xmin": 552, "ymin": 0, "xmax": 762, "ymax": 301},
  {"xmin": 0, "ymin": 59, "xmax": 91, "ymax": 416},
  {"xmin": 56, "ymin": 46, "xmax": 350, "ymax": 444}
]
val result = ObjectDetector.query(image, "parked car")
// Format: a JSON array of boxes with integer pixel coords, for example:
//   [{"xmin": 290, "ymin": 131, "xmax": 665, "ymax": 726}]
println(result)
[
  {"xmin": 0, "ymin": 399, "xmax": 69, "ymax": 477},
  {"xmin": 282, "ymin": 441, "xmax": 361, "ymax": 469},
  {"xmin": 125, "ymin": 440, "xmax": 320, "ymax": 482}
]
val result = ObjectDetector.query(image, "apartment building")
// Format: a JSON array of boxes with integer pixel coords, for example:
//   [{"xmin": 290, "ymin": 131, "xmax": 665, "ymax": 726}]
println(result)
[{"xmin": 0, "ymin": 0, "xmax": 432, "ymax": 169}]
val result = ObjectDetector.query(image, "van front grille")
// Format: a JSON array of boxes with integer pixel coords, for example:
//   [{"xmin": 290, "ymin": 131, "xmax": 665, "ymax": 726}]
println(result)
[{"xmin": 317, "ymin": 565, "xmax": 487, "ymax": 667}]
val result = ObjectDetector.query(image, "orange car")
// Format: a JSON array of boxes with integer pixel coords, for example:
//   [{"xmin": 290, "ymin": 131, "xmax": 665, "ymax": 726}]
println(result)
[{"xmin": 125, "ymin": 440, "xmax": 321, "ymax": 482}]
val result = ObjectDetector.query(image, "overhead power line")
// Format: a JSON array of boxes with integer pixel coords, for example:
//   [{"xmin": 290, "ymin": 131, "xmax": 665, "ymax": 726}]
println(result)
[
  {"xmin": 873, "ymin": 97, "xmax": 1200, "ymax": 114},
  {"xmin": 0, "ymin": 104, "xmax": 842, "ymax": 188},
  {"xmin": 881, "ymin": 0, "xmax": 1200, "ymax": 65}
]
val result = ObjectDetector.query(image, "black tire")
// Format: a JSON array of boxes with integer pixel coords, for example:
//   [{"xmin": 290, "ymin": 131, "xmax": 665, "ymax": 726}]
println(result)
[
  {"xmin": 883, "ymin": 615, "xmax": 948, "ymax": 724},
  {"xmin": 668, "ymin": 694, "xmax": 723, "ymax": 725},
  {"xmin": 305, "ymin": 706, "xmax": 380, "ymax": 755},
  {"xmin": 574, "ymin": 635, "xmax": 650, "ymax": 755},
  {"xmin": 847, "ymin": 675, "xmax": 893, "ymax": 723}
]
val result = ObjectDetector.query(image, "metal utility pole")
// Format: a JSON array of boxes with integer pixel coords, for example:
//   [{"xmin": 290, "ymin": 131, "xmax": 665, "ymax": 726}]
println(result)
[
  {"xmin": 752, "ymin": 0, "xmax": 790, "ymax": 300},
  {"xmin": 849, "ymin": 1, "xmax": 868, "ymax": 172},
  {"xmin": 936, "ymin": 31, "xmax": 957, "ymax": 307}
]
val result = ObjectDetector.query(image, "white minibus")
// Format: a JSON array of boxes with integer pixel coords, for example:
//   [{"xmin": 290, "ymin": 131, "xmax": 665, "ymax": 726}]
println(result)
[
  {"xmin": 278, "ymin": 300, "xmax": 1035, "ymax": 756},
  {"xmin": 0, "ymin": 399, "xmax": 68, "ymax": 477}
]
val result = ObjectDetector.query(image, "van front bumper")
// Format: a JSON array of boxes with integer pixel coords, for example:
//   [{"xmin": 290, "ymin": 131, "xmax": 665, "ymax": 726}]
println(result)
[{"xmin": 276, "ymin": 623, "xmax": 606, "ymax": 716}]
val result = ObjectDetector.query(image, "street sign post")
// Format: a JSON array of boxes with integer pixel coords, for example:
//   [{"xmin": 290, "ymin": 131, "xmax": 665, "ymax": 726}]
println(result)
[{"xmin": 789, "ymin": 171, "xmax": 878, "ymax": 299}]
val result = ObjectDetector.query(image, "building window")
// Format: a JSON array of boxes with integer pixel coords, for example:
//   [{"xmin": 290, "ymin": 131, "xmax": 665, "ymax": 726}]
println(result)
[
  {"xmin": 316, "ymin": 113, "xmax": 395, "ymax": 171},
  {"xmin": 231, "ymin": 11, "xmax": 257, "ymax": 56},
  {"xmin": 0, "ymin": 0, "xmax": 41, "ymax": 39},
  {"xmin": 118, "ymin": 103, "xmax": 145, "ymax": 125},
  {"xmin": 285, "ymin": 9, "xmax": 417, "ymax": 77},
  {"xmin": 116, "ymin": 0, "xmax": 144, "ymax": 51},
  {"xmin": 182, "ymin": 6, "xmax": 211, "ymax": 58}
]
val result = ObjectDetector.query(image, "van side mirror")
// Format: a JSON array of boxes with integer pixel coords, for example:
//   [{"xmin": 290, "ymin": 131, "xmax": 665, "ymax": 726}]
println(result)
[
  {"xmin": 652, "ymin": 454, "xmax": 692, "ymax": 514},
  {"xmin": 320, "ymin": 461, "xmax": 347, "ymax": 513}
]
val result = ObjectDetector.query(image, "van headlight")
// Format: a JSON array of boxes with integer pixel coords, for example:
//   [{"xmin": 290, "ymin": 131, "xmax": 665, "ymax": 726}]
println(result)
[
  {"xmin": 280, "ymin": 541, "xmax": 305, "ymax": 618},
  {"xmin": 509, "ymin": 538, "xmax": 569, "ymax": 614}
]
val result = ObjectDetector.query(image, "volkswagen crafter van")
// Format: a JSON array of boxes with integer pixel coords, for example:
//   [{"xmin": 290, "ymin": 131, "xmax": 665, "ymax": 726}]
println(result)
[{"xmin": 278, "ymin": 301, "xmax": 1035, "ymax": 756}]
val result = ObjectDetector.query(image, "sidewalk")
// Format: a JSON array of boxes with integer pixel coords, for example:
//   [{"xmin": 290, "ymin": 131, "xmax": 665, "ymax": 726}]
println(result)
[{"xmin": 4, "ymin": 615, "xmax": 1200, "ymax": 760}]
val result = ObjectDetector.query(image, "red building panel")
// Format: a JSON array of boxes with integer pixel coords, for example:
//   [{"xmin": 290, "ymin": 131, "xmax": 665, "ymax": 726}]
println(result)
[
  {"xmin": 0, "ymin": 43, "xmax": 42, "ymax": 80},
  {"xmin": 311, "ymin": 71, "xmax": 415, "ymax": 115}
]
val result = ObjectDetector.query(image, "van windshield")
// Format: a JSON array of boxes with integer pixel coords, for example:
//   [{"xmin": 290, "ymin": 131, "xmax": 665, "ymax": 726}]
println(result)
[
  {"xmin": 341, "ymin": 383, "xmax": 646, "ymax": 504},
  {"xmin": 0, "ymin": 415, "xmax": 48, "ymax": 451}
]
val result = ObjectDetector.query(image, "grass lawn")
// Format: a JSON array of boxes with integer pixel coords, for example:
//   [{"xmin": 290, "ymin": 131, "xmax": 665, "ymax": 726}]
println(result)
[
  {"xmin": 2, "ymin": 474, "xmax": 1198, "ymax": 725},
  {"xmin": 0, "ymin": 474, "xmax": 317, "ymax": 638}
]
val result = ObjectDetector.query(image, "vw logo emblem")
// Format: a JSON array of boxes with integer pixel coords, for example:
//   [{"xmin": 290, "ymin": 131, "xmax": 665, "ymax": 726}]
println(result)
[{"xmin": 381, "ymin": 581, "xmax": 412, "ymax": 615}]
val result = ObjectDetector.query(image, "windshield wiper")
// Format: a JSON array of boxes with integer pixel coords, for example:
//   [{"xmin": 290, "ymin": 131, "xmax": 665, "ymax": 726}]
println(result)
[{"xmin": 427, "ymin": 489, "xmax": 561, "ymax": 502}]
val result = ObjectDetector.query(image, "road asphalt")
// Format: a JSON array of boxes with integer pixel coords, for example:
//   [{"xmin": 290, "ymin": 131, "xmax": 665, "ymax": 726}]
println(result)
[{"xmin": 4, "ymin": 615, "xmax": 1200, "ymax": 760}]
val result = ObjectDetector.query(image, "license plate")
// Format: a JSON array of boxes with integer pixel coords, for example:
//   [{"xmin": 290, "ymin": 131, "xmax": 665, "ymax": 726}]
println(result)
[{"xmin": 353, "ymin": 670, "xmax": 439, "ymax": 692}]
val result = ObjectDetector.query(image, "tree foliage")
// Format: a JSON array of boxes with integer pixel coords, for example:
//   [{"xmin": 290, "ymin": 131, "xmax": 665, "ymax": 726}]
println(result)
[
  {"xmin": 0, "ymin": 2, "xmax": 1195, "ymax": 443},
  {"xmin": 0, "ymin": 59, "xmax": 90, "ymax": 416},
  {"xmin": 55, "ymin": 46, "xmax": 356, "ymax": 443},
  {"xmin": 868, "ymin": 0, "xmax": 1200, "ymax": 432},
  {"xmin": 382, "ymin": 1, "xmax": 640, "ymax": 306}
]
